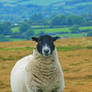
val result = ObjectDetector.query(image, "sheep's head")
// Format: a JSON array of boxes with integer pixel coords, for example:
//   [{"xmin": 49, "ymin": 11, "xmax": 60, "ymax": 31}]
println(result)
[{"xmin": 32, "ymin": 35, "xmax": 60, "ymax": 57}]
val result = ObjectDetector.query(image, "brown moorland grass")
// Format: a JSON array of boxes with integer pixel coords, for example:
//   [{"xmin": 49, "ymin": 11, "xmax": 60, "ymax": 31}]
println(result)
[{"xmin": 0, "ymin": 37, "xmax": 92, "ymax": 92}]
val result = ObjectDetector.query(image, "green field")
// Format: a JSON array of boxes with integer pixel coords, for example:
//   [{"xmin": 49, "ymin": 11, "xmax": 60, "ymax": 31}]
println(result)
[
  {"xmin": 12, "ymin": 25, "xmax": 92, "ymax": 33},
  {"xmin": 34, "ymin": 27, "xmax": 71, "ymax": 33},
  {"xmin": 10, "ymin": 25, "xmax": 92, "ymax": 41},
  {"xmin": 11, "ymin": 27, "xmax": 19, "ymax": 33},
  {"xmin": 33, "ymin": 26, "xmax": 92, "ymax": 37},
  {"xmin": 34, "ymin": 26, "xmax": 92, "ymax": 33},
  {"xmin": 79, "ymin": 26, "xmax": 92, "ymax": 30}
]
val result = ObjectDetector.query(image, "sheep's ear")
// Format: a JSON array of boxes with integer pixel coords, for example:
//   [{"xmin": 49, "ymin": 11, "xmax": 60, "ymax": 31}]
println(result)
[
  {"xmin": 52, "ymin": 36, "xmax": 61, "ymax": 41},
  {"xmin": 31, "ymin": 37, "xmax": 39, "ymax": 42}
]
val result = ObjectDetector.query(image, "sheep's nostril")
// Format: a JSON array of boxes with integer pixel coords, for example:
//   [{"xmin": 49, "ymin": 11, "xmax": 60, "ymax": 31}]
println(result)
[{"xmin": 44, "ymin": 49, "xmax": 49, "ymax": 54}]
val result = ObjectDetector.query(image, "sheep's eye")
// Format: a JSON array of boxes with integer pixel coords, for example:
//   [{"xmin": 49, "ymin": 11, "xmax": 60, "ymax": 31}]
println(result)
[{"xmin": 38, "ymin": 89, "xmax": 43, "ymax": 92}]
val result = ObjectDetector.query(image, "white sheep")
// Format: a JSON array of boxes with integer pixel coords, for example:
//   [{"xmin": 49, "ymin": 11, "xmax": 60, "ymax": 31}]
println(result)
[{"xmin": 10, "ymin": 35, "xmax": 65, "ymax": 92}]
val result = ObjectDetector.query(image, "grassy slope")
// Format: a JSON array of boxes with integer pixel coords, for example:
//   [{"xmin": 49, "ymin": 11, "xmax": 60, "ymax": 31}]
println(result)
[{"xmin": 0, "ymin": 37, "xmax": 92, "ymax": 92}]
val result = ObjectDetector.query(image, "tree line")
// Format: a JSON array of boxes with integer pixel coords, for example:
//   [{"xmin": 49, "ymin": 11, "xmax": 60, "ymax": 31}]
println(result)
[
  {"xmin": 0, "ymin": 14, "xmax": 92, "ymax": 41},
  {"xmin": 28, "ymin": 14, "xmax": 92, "ymax": 26}
]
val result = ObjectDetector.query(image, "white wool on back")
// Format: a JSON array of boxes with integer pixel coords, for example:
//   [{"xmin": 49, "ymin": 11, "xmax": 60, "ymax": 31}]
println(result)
[{"xmin": 10, "ymin": 48, "xmax": 65, "ymax": 92}]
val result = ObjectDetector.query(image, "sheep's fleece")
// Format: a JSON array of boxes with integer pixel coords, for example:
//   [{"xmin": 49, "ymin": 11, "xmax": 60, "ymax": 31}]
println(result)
[{"xmin": 10, "ymin": 48, "xmax": 65, "ymax": 92}]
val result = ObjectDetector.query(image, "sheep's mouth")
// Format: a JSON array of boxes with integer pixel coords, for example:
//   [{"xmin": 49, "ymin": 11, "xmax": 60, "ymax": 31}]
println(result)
[{"xmin": 42, "ymin": 53, "xmax": 51, "ymax": 57}]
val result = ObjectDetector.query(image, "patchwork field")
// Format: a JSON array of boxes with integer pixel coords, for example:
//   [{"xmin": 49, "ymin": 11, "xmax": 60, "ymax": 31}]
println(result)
[
  {"xmin": 0, "ymin": 37, "xmax": 92, "ymax": 92},
  {"xmin": 11, "ymin": 25, "xmax": 92, "ymax": 41}
]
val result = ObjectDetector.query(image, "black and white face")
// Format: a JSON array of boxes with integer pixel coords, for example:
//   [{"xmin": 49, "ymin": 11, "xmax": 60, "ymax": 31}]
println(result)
[{"xmin": 32, "ymin": 35, "xmax": 60, "ymax": 57}]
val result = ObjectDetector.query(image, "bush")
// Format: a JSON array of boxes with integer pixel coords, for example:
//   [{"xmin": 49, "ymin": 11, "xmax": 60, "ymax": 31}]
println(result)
[
  {"xmin": 70, "ymin": 25, "xmax": 80, "ymax": 33},
  {"xmin": 87, "ymin": 31, "xmax": 92, "ymax": 37},
  {"xmin": 0, "ymin": 22, "xmax": 11, "ymax": 35}
]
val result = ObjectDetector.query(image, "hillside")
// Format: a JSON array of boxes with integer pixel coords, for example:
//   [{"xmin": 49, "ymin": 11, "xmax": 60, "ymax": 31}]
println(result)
[
  {"xmin": 0, "ymin": 37, "xmax": 92, "ymax": 92},
  {"xmin": 0, "ymin": 0, "xmax": 92, "ymax": 22}
]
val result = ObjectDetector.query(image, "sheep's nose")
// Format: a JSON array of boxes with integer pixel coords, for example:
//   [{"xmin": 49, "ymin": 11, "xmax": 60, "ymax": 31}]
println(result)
[{"xmin": 44, "ymin": 49, "xmax": 49, "ymax": 54}]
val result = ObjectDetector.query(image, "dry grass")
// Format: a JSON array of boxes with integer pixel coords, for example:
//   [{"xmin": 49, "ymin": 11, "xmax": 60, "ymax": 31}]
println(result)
[{"xmin": 0, "ymin": 37, "xmax": 92, "ymax": 92}]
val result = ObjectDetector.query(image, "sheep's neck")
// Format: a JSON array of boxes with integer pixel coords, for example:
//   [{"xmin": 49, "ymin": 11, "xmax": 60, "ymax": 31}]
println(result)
[{"xmin": 31, "ymin": 48, "xmax": 59, "ymax": 86}]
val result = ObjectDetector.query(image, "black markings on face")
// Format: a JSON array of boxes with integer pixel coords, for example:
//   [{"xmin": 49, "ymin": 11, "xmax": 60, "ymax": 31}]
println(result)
[{"xmin": 32, "ymin": 35, "xmax": 60, "ymax": 57}]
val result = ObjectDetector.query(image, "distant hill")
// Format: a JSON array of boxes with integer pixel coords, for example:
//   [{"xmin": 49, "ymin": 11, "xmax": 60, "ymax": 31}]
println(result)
[
  {"xmin": 0, "ymin": 0, "xmax": 92, "ymax": 22},
  {"xmin": 49, "ymin": 0, "xmax": 92, "ymax": 15},
  {"xmin": 0, "ymin": 0, "xmax": 63, "ymax": 6}
]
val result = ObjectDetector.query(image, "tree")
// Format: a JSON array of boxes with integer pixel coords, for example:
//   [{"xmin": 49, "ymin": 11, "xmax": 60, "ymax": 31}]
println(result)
[
  {"xmin": 29, "ymin": 14, "xmax": 45, "ymax": 25},
  {"xmin": 70, "ymin": 25, "xmax": 80, "ymax": 33},
  {"xmin": 0, "ymin": 35, "xmax": 9, "ymax": 42},
  {"xmin": 38, "ymin": 31, "xmax": 46, "ymax": 36},
  {"xmin": 50, "ymin": 15, "xmax": 86, "ymax": 26},
  {"xmin": 24, "ymin": 29, "xmax": 35, "ymax": 40},
  {"xmin": 19, "ymin": 22, "xmax": 31, "ymax": 33},
  {"xmin": 14, "ymin": 22, "xmax": 35, "ymax": 40},
  {"xmin": 0, "ymin": 22, "xmax": 11, "ymax": 35},
  {"xmin": 87, "ymin": 31, "xmax": 92, "ymax": 37},
  {"xmin": 66, "ymin": 15, "xmax": 86, "ymax": 25},
  {"xmin": 51, "ymin": 15, "xmax": 66, "ymax": 26}
]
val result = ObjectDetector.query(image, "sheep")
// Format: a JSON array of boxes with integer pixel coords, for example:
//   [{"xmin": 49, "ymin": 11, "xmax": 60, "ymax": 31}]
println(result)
[{"xmin": 10, "ymin": 35, "xmax": 65, "ymax": 92}]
